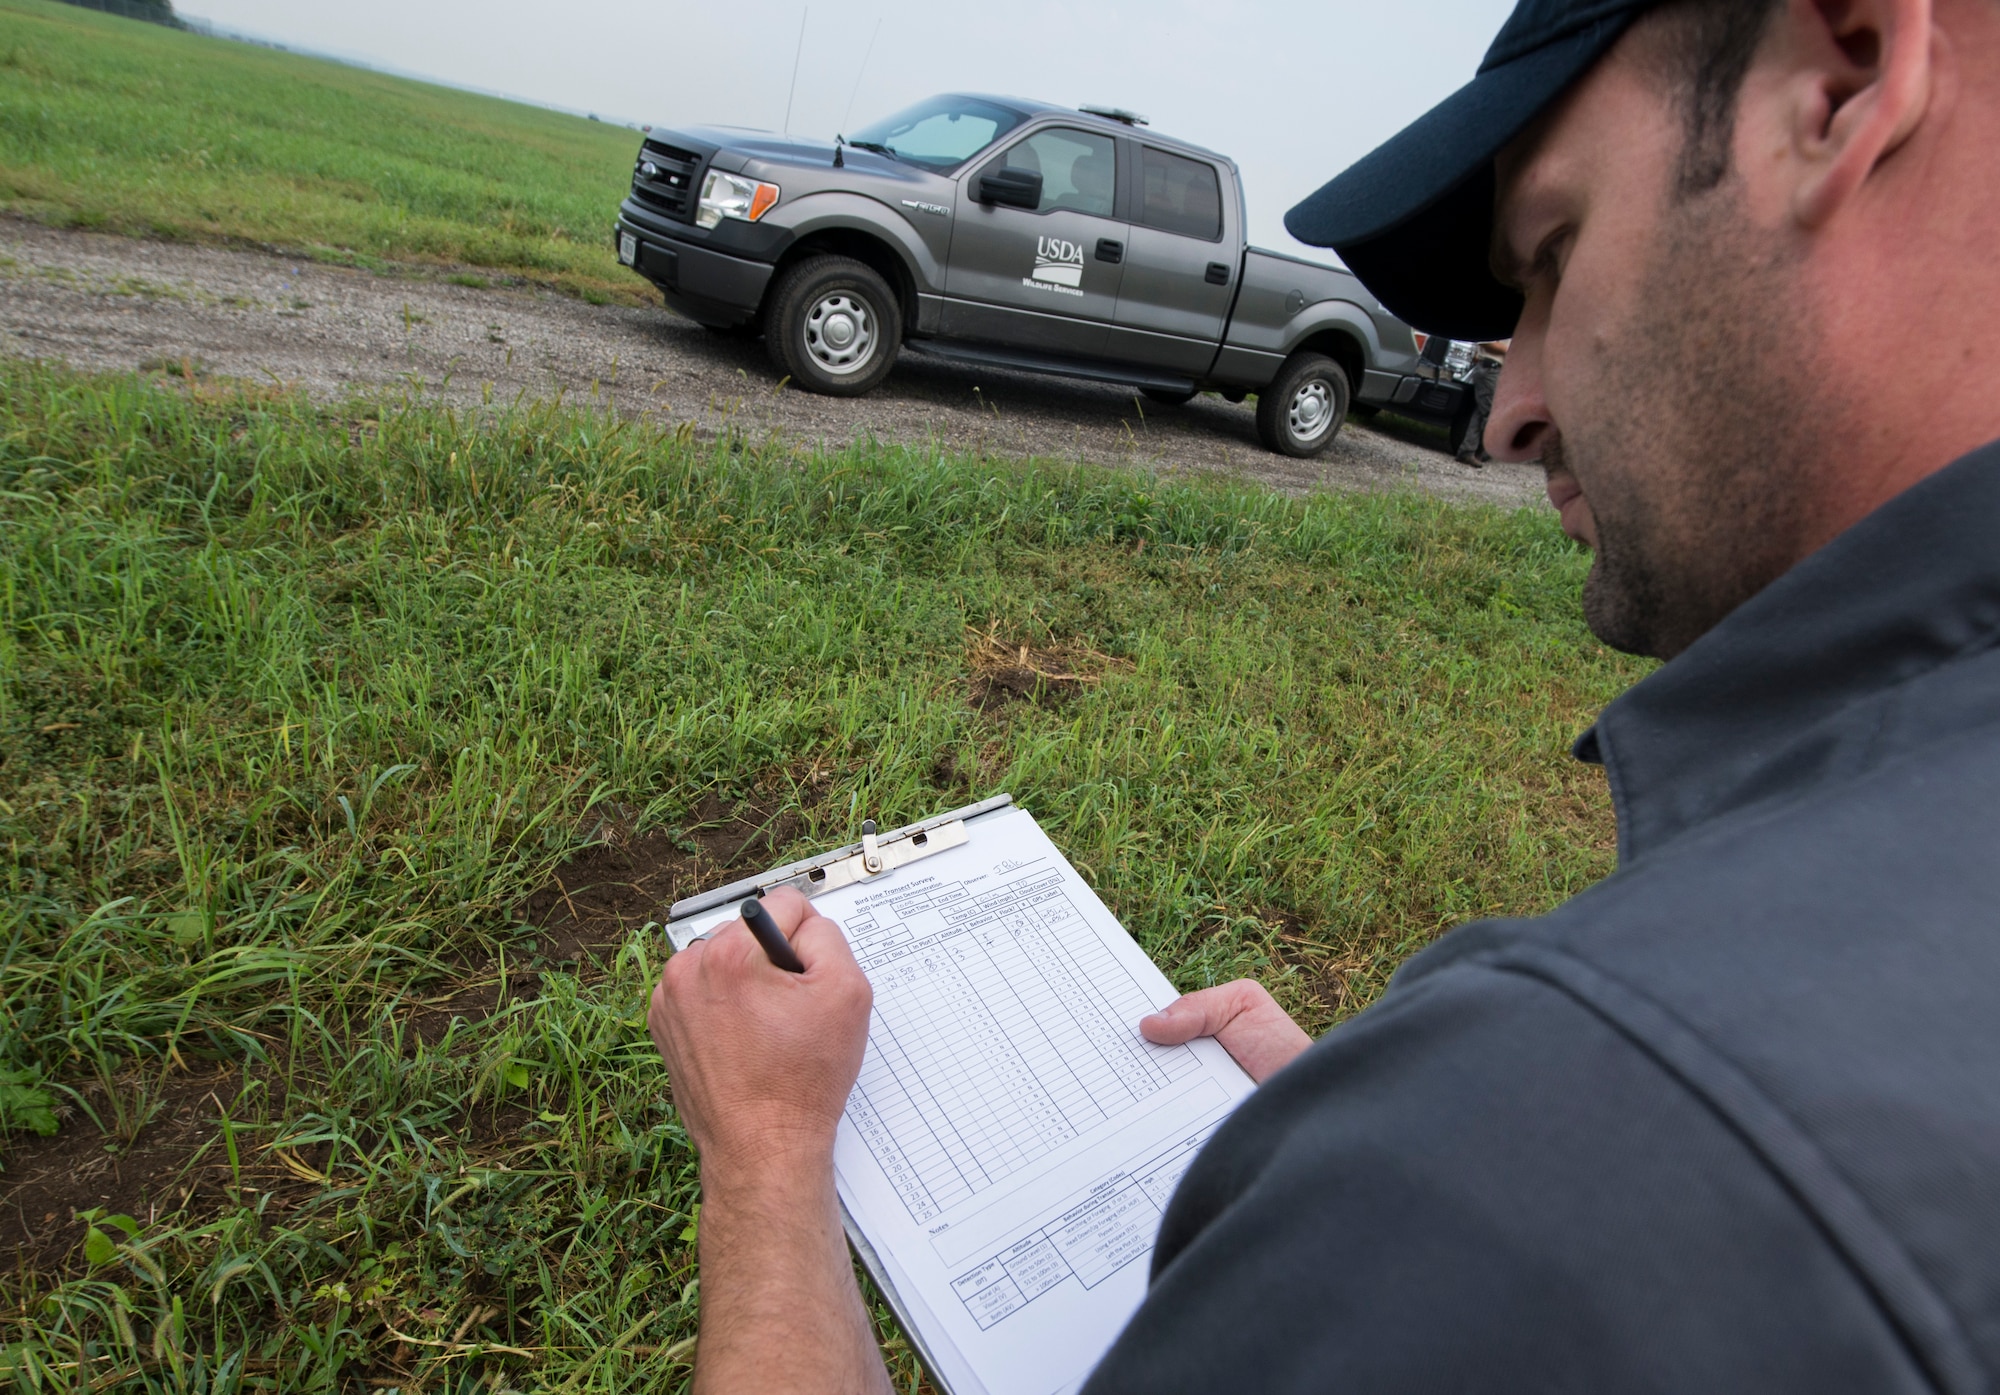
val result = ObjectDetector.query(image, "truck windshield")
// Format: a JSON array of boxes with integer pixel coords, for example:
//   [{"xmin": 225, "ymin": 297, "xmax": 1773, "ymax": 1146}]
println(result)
[{"xmin": 848, "ymin": 96, "xmax": 1023, "ymax": 172}]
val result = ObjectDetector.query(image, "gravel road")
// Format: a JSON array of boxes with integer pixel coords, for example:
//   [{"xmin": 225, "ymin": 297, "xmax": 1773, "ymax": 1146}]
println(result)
[{"xmin": 0, "ymin": 218, "xmax": 1546, "ymax": 507}]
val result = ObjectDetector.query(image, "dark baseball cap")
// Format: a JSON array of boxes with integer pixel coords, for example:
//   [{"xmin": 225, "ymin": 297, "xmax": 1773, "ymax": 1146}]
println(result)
[{"xmin": 1286, "ymin": 0, "xmax": 1658, "ymax": 340}]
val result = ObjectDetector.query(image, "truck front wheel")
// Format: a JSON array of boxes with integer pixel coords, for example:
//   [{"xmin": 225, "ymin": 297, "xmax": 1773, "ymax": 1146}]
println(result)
[
  {"xmin": 1255, "ymin": 353, "xmax": 1350, "ymax": 458},
  {"xmin": 764, "ymin": 256, "xmax": 902, "ymax": 397}
]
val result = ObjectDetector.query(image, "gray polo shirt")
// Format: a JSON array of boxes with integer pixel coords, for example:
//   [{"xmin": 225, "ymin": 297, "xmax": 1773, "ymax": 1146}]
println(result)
[{"xmin": 1084, "ymin": 440, "xmax": 2000, "ymax": 1393}]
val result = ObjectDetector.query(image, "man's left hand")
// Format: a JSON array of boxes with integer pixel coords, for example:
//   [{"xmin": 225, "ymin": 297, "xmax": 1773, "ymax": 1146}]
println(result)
[{"xmin": 1142, "ymin": 979, "xmax": 1313, "ymax": 1084}]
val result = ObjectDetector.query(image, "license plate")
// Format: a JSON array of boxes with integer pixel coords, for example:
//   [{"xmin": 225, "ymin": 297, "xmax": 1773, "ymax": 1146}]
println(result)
[{"xmin": 619, "ymin": 232, "xmax": 637, "ymax": 267}]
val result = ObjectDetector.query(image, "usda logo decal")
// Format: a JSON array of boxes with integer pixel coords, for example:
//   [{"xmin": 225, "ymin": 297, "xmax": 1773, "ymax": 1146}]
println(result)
[{"xmin": 1024, "ymin": 237, "xmax": 1085, "ymax": 296}]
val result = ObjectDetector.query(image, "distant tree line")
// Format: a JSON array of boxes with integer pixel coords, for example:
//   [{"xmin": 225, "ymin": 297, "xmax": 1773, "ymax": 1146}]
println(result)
[{"xmin": 53, "ymin": 0, "xmax": 189, "ymax": 30}]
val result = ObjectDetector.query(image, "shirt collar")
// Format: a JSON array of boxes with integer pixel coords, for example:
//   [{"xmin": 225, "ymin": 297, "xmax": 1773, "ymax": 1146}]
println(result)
[{"xmin": 1576, "ymin": 439, "xmax": 2000, "ymax": 866}]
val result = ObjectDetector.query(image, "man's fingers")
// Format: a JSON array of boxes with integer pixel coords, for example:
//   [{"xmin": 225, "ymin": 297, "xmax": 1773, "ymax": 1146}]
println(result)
[
  {"xmin": 701, "ymin": 918, "xmax": 765, "ymax": 973},
  {"xmin": 658, "ymin": 934, "xmax": 706, "ymax": 994},
  {"xmin": 791, "ymin": 909, "xmax": 862, "ymax": 977},
  {"xmin": 759, "ymin": 885, "xmax": 815, "ymax": 933},
  {"xmin": 649, "ymin": 970, "xmax": 692, "ymax": 1069},
  {"xmin": 1141, "ymin": 982, "xmax": 1257, "ymax": 1044},
  {"xmin": 681, "ymin": 894, "xmax": 854, "ymax": 980},
  {"xmin": 647, "ymin": 978, "xmax": 670, "ymax": 1045},
  {"xmin": 748, "ymin": 888, "xmax": 854, "ymax": 970}
]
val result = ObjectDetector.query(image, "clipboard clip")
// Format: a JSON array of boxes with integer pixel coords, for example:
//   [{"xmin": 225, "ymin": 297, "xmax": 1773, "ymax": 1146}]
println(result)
[
  {"xmin": 786, "ymin": 816, "xmax": 968, "ymax": 897},
  {"xmin": 665, "ymin": 793, "xmax": 1013, "ymax": 924}
]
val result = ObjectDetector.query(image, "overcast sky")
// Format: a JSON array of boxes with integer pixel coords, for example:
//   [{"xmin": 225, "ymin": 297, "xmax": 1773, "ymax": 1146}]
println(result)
[{"xmin": 180, "ymin": 0, "xmax": 1516, "ymax": 257}]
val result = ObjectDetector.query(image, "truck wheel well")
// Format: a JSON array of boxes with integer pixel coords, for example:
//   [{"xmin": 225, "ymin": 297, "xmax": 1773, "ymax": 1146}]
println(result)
[
  {"xmin": 772, "ymin": 231, "xmax": 918, "ymax": 332},
  {"xmin": 1294, "ymin": 331, "xmax": 1364, "ymax": 394}
]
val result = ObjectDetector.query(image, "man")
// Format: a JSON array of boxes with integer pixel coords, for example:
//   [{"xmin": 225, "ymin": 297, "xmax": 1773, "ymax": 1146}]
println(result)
[
  {"xmin": 648, "ymin": 0, "xmax": 2000, "ymax": 1387},
  {"xmin": 1417, "ymin": 333, "xmax": 1502, "ymax": 464},
  {"xmin": 1457, "ymin": 341, "xmax": 1505, "ymax": 465}
]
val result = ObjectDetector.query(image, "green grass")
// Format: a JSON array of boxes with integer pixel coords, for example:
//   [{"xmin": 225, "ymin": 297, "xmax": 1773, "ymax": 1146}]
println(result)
[
  {"xmin": 0, "ymin": 358, "xmax": 1646, "ymax": 1391},
  {"xmin": 0, "ymin": 0, "xmax": 644, "ymax": 300}
]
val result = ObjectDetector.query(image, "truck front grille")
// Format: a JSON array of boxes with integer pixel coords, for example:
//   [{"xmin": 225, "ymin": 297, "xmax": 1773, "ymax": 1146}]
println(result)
[{"xmin": 631, "ymin": 140, "xmax": 701, "ymax": 220}]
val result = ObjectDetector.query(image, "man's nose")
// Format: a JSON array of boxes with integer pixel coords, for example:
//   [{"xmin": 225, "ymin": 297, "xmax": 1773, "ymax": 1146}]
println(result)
[{"xmin": 1485, "ymin": 336, "xmax": 1554, "ymax": 464}]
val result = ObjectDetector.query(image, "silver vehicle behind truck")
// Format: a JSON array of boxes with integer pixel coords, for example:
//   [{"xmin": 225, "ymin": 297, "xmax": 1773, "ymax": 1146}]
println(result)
[{"xmin": 613, "ymin": 94, "xmax": 1468, "ymax": 458}]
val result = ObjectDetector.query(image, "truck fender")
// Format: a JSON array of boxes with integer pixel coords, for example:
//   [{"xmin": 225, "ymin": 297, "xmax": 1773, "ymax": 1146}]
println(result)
[
  {"xmin": 763, "ymin": 192, "xmax": 944, "ymax": 314},
  {"xmin": 1274, "ymin": 300, "xmax": 1404, "ymax": 401},
  {"xmin": 1279, "ymin": 300, "xmax": 1387, "ymax": 366}
]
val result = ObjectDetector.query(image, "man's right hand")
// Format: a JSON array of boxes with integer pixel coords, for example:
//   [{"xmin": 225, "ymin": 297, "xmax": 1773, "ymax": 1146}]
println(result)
[
  {"xmin": 648, "ymin": 889, "xmax": 891, "ymax": 1395},
  {"xmin": 647, "ymin": 887, "xmax": 874, "ymax": 1183},
  {"xmin": 1141, "ymin": 980, "xmax": 1312, "ymax": 1084}
]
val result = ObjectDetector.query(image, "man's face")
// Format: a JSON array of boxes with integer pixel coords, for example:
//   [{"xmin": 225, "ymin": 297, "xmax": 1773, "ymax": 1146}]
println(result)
[{"xmin": 1488, "ymin": 22, "xmax": 1837, "ymax": 660}]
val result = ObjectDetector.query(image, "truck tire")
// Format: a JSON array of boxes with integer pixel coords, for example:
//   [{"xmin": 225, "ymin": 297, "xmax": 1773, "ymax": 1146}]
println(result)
[
  {"xmin": 764, "ymin": 255, "xmax": 902, "ymax": 397},
  {"xmin": 1255, "ymin": 353, "xmax": 1350, "ymax": 458},
  {"xmin": 1141, "ymin": 387, "xmax": 1196, "ymax": 407}
]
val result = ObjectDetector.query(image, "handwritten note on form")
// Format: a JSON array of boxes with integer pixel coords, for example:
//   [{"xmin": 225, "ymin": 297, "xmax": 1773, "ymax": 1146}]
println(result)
[{"xmin": 671, "ymin": 806, "xmax": 1258, "ymax": 1395}]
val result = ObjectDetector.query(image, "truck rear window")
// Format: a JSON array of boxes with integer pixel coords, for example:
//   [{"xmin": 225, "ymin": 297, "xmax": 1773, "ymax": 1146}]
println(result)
[{"xmin": 1140, "ymin": 148, "xmax": 1223, "ymax": 241}]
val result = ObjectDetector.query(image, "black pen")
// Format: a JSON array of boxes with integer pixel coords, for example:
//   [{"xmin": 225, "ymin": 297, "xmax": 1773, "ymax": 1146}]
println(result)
[{"xmin": 741, "ymin": 896, "xmax": 807, "ymax": 973}]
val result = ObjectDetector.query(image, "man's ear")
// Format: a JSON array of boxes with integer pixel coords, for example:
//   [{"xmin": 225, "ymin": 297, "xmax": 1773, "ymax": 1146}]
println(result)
[{"xmin": 1787, "ymin": 0, "xmax": 1937, "ymax": 227}]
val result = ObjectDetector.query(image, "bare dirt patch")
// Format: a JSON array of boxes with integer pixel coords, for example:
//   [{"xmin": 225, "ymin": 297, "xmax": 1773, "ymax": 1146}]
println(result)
[
  {"xmin": 404, "ymin": 961, "xmax": 529, "ymax": 1048},
  {"xmin": 0, "ymin": 1065, "xmax": 242, "ymax": 1270},
  {"xmin": 1267, "ymin": 924, "xmax": 1385, "ymax": 1033},
  {"xmin": 0, "ymin": 217, "xmax": 1549, "ymax": 508},
  {"xmin": 518, "ymin": 795, "xmax": 803, "ymax": 967},
  {"xmin": 966, "ymin": 624, "xmax": 1130, "ymax": 712}
]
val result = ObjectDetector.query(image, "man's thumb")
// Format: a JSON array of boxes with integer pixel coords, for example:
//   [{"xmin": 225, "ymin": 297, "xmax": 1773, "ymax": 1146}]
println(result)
[
  {"xmin": 1140, "ymin": 996, "xmax": 1208, "ymax": 1045},
  {"xmin": 1141, "ymin": 982, "xmax": 1267, "ymax": 1045}
]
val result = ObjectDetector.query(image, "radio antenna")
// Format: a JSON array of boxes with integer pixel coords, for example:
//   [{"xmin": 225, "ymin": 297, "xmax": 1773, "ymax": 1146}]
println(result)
[
  {"xmin": 783, "ymin": 7, "xmax": 808, "ymax": 134},
  {"xmin": 841, "ymin": 17, "xmax": 884, "ymax": 134}
]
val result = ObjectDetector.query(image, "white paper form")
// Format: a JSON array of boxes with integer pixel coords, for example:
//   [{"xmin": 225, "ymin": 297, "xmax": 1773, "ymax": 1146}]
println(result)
[{"xmin": 674, "ymin": 806, "xmax": 1256, "ymax": 1395}]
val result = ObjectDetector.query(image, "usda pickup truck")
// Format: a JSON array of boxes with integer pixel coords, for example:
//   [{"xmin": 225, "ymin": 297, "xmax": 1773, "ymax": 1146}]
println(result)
[{"xmin": 613, "ymin": 94, "xmax": 1467, "ymax": 458}]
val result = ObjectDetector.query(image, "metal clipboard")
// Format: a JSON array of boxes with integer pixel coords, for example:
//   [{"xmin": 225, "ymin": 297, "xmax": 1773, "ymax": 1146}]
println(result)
[{"xmin": 663, "ymin": 793, "xmax": 1020, "ymax": 1394}]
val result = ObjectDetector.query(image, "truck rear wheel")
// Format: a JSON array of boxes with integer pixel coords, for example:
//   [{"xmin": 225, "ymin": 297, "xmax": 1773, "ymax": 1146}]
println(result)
[
  {"xmin": 764, "ymin": 255, "xmax": 902, "ymax": 397},
  {"xmin": 1255, "ymin": 353, "xmax": 1350, "ymax": 458}
]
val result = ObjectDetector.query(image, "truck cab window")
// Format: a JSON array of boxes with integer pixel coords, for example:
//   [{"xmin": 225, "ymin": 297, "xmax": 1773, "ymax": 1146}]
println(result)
[
  {"xmin": 849, "ymin": 96, "xmax": 1023, "ymax": 172},
  {"xmin": 995, "ymin": 128, "xmax": 1117, "ymax": 218},
  {"xmin": 1140, "ymin": 147, "xmax": 1223, "ymax": 241}
]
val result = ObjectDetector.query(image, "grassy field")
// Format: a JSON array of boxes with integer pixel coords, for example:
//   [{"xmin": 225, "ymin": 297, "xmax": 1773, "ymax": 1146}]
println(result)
[
  {"xmin": 0, "ymin": 0, "xmax": 643, "ymax": 301},
  {"xmin": 0, "ymin": 358, "xmax": 1644, "ymax": 1389}
]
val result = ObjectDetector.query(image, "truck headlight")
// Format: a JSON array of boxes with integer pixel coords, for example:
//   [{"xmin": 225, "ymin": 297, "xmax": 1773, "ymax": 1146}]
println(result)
[{"xmin": 696, "ymin": 170, "xmax": 780, "ymax": 229}]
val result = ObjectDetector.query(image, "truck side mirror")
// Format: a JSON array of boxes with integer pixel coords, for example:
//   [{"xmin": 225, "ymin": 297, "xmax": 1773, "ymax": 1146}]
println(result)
[{"xmin": 976, "ymin": 168, "xmax": 1043, "ymax": 210}]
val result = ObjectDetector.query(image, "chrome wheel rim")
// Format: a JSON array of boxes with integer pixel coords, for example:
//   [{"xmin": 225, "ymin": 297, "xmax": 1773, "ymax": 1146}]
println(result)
[
  {"xmin": 1288, "ymin": 378, "xmax": 1336, "ymax": 443},
  {"xmin": 803, "ymin": 292, "xmax": 877, "ymax": 376}
]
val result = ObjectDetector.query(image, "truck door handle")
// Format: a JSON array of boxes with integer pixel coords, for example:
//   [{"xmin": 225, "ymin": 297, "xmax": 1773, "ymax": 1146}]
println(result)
[
  {"xmin": 1095, "ymin": 239, "xmax": 1124, "ymax": 264},
  {"xmin": 1205, "ymin": 261, "xmax": 1231, "ymax": 285}
]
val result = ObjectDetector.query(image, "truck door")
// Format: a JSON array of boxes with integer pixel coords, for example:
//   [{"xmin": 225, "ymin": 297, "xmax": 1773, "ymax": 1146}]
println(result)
[
  {"xmin": 943, "ymin": 125, "xmax": 1129, "ymax": 356},
  {"xmin": 1105, "ymin": 145, "xmax": 1236, "ymax": 374}
]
